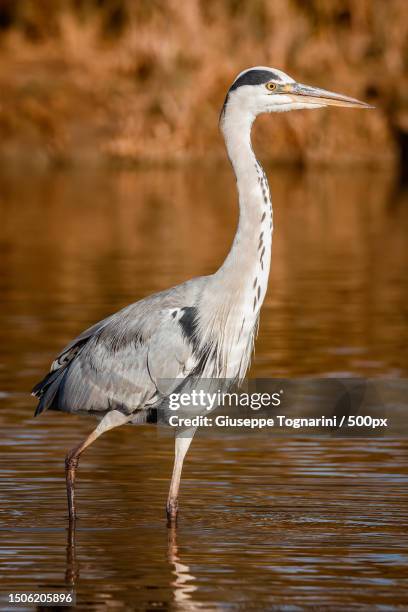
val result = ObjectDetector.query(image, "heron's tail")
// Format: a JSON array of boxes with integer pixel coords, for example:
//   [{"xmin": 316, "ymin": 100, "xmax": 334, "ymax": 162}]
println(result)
[{"xmin": 32, "ymin": 368, "xmax": 67, "ymax": 416}]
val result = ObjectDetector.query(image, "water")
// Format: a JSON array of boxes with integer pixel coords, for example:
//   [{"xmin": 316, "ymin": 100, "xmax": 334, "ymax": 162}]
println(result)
[{"xmin": 1, "ymin": 165, "xmax": 407, "ymax": 609}]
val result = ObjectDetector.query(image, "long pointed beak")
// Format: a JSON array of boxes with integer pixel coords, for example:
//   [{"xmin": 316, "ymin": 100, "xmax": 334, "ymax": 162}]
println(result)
[{"xmin": 284, "ymin": 82, "xmax": 374, "ymax": 109}]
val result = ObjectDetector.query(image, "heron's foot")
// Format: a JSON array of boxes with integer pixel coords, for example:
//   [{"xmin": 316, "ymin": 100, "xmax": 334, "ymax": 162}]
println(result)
[{"xmin": 166, "ymin": 498, "xmax": 178, "ymax": 525}]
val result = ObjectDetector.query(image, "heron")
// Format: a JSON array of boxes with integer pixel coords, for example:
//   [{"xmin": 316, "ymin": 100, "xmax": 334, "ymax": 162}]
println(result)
[{"xmin": 32, "ymin": 66, "xmax": 371, "ymax": 523}]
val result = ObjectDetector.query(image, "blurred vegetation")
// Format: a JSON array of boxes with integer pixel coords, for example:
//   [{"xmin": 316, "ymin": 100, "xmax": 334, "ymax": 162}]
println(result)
[{"xmin": 0, "ymin": 0, "xmax": 406, "ymax": 169}]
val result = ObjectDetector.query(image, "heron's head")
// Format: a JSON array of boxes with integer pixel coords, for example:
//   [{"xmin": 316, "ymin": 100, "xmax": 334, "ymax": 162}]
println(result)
[{"xmin": 221, "ymin": 66, "xmax": 373, "ymax": 118}]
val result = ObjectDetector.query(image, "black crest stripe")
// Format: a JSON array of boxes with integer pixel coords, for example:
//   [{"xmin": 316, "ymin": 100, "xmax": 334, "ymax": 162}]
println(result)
[
  {"xmin": 220, "ymin": 69, "xmax": 282, "ymax": 119},
  {"xmin": 229, "ymin": 69, "xmax": 282, "ymax": 92}
]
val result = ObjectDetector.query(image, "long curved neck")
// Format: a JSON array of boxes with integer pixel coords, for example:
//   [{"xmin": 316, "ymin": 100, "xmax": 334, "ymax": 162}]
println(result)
[
  {"xmin": 197, "ymin": 104, "xmax": 273, "ymax": 379},
  {"xmin": 215, "ymin": 104, "xmax": 273, "ymax": 297}
]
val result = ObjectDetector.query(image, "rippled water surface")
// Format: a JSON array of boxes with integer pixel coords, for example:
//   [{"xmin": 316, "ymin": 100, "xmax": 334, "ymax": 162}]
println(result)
[{"xmin": 1, "ymin": 166, "xmax": 407, "ymax": 610}]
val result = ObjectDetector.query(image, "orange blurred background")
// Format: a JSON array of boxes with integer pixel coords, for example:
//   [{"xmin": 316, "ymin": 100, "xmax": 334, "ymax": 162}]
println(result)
[{"xmin": 0, "ymin": 0, "xmax": 406, "ymax": 171}]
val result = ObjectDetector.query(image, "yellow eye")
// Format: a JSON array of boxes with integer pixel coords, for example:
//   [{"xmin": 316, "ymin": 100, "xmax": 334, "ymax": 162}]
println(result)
[{"xmin": 266, "ymin": 82, "xmax": 277, "ymax": 91}]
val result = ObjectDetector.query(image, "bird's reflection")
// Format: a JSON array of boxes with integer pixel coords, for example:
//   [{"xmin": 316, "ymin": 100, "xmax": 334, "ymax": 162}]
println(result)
[
  {"xmin": 167, "ymin": 525, "xmax": 198, "ymax": 608},
  {"xmin": 65, "ymin": 521, "xmax": 79, "ymax": 587},
  {"xmin": 65, "ymin": 521, "xmax": 198, "ymax": 608}
]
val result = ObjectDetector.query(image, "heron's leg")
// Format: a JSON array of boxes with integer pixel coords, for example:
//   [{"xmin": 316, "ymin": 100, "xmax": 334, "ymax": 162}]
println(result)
[
  {"xmin": 65, "ymin": 410, "xmax": 129, "ymax": 522},
  {"xmin": 166, "ymin": 428, "xmax": 196, "ymax": 524}
]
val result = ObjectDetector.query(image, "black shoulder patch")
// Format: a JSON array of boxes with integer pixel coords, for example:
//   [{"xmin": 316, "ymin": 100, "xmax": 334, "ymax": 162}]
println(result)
[
  {"xmin": 179, "ymin": 306, "xmax": 199, "ymax": 347},
  {"xmin": 229, "ymin": 69, "xmax": 281, "ymax": 92}
]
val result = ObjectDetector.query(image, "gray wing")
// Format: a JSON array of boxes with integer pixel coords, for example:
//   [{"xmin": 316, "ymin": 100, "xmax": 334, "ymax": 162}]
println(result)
[{"xmin": 32, "ymin": 277, "xmax": 207, "ymax": 417}]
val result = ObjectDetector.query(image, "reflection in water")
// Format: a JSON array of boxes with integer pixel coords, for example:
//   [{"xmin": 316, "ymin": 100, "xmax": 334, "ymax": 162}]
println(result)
[
  {"xmin": 65, "ymin": 521, "xmax": 197, "ymax": 610},
  {"xmin": 0, "ymin": 166, "xmax": 407, "ymax": 609},
  {"xmin": 168, "ymin": 527, "xmax": 198, "ymax": 609}
]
